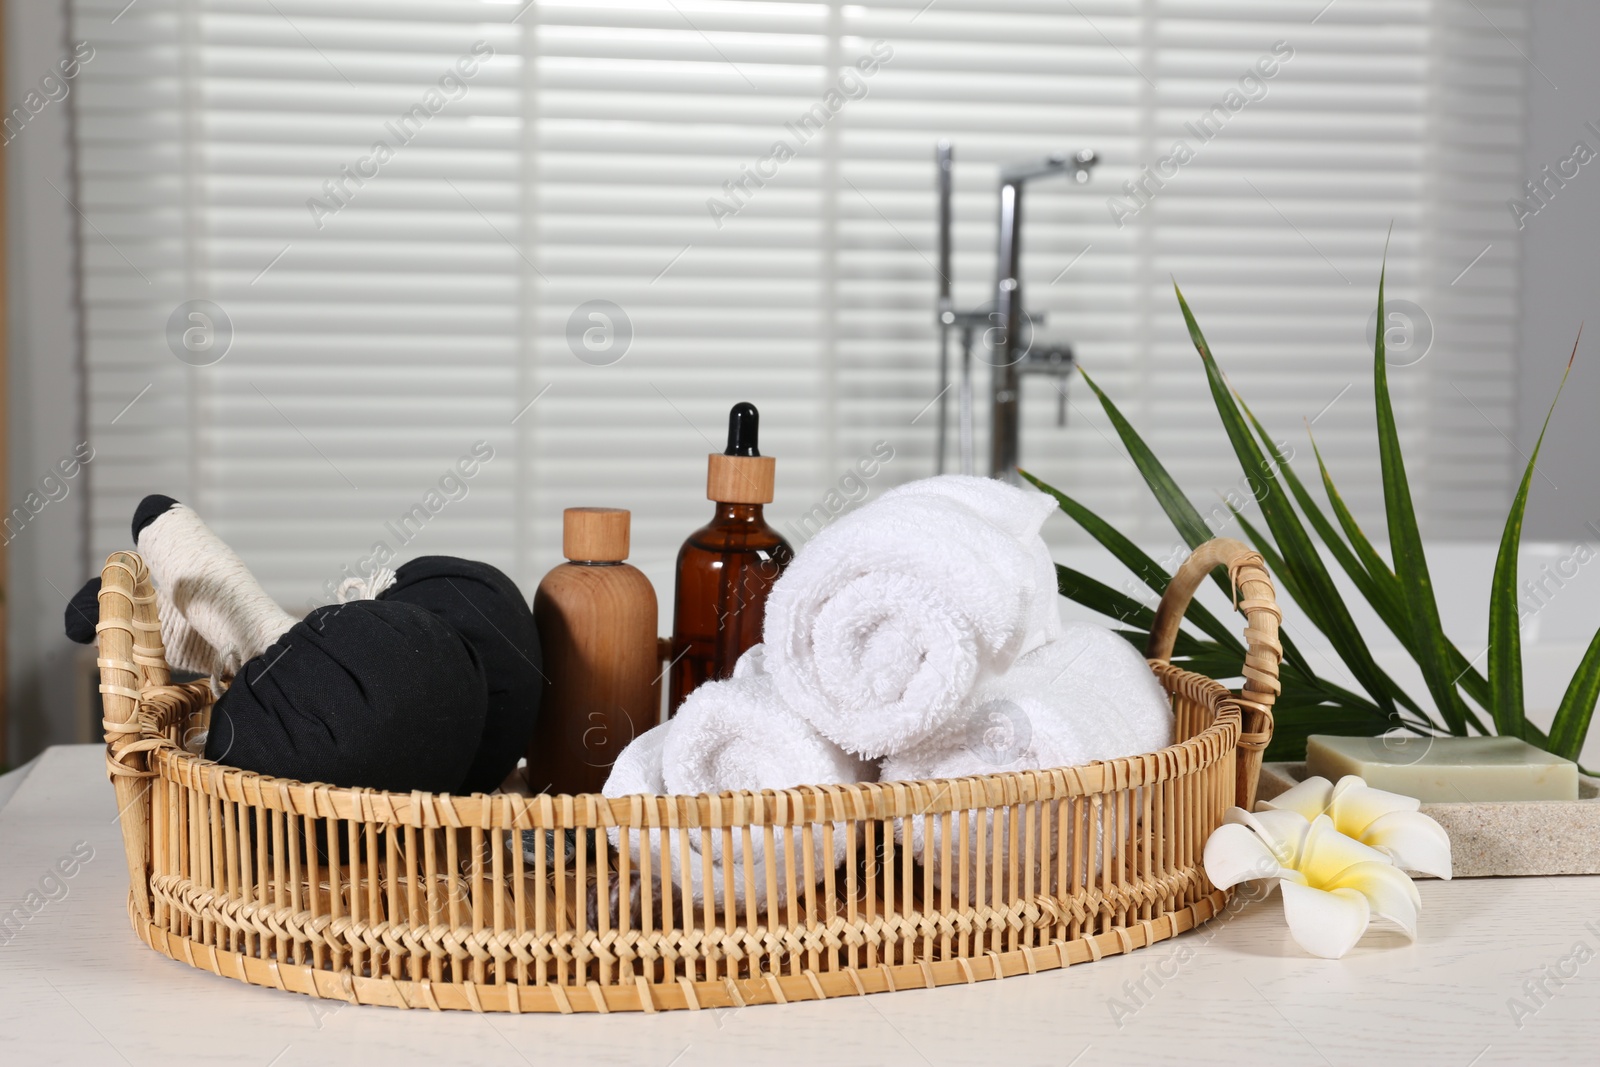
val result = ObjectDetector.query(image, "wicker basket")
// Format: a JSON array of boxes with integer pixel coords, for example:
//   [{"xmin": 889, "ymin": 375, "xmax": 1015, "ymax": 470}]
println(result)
[{"xmin": 96, "ymin": 537, "xmax": 1278, "ymax": 1013}]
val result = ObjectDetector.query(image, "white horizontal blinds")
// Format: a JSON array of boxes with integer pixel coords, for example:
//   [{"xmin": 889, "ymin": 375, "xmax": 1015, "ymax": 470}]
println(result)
[
  {"xmin": 834, "ymin": 2, "xmax": 1143, "ymax": 520},
  {"xmin": 1126, "ymin": 1, "xmax": 1433, "ymax": 549},
  {"xmin": 525, "ymin": 0, "xmax": 833, "ymax": 592},
  {"xmin": 74, "ymin": 1, "xmax": 194, "ymax": 566},
  {"xmin": 76, "ymin": 0, "xmax": 528, "ymax": 605},
  {"xmin": 72, "ymin": 0, "xmax": 1525, "ymax": 611},
  {"xmin": 1420, "ymin": 0, "xmax": 1525, "ymax": 535},
  {"xmin": 1102, "ymin": 0, "xmax": 1522, "ymax": 546}
]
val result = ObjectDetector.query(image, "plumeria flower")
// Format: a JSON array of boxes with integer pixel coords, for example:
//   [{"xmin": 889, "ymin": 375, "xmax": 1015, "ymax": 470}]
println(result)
[
  {"xmin": 1204, "ymin": 808, "xmax": 1422, "ymax": 959},
  {"xmin": 1259, "ymin": 774, "xmax": 1452, "ymax": 879}
]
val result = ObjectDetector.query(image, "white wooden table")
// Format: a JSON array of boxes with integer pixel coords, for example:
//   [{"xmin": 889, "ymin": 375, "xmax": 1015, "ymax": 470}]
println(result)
[{"xmin": 2, "ymin": 746, "xmax": 1595, "ymax": 1066}]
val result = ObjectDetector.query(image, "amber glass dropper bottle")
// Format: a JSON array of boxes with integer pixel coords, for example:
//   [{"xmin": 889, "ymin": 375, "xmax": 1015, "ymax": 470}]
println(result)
[{"xmin": 667, "ymin": 402, "xmax": 794, "ymax": 715}]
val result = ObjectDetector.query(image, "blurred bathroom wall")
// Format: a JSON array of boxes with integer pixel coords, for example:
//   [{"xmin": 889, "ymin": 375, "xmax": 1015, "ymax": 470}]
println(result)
[
  {"xmin": 5, "ymin": 0, "xmax": 89, "ymax": 763},
  {"xmin": 1516, "ymin": 0, "xmax": 1600, "ymax": 545}
]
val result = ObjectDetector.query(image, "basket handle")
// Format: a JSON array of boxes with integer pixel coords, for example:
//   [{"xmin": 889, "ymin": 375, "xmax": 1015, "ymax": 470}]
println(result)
[
  {"xmin": 1145, "ymin": 537, "xmax": 1280, "ymax": 810},
  {"xmin": 97, "ymin": 550, "xmax": 168, "ymax": 922}
]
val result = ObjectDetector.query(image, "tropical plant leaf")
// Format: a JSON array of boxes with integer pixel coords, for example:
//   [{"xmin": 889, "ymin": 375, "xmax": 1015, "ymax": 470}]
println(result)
[
  {"xmin": 1078, "ymin": 369, "xmax": 1212, "ymax": 548},
  {"xmin": 1021, "ymin": 469, "xmax": 1246, "ymax": 655},
  {"xmin": 1174, "ymin": 281, "xmax": 1403, "ymax": 717},
  {"xmin": 1369, "ymin": 264, "xmax": 1476, "ymax": 735},
  {"xmin": 1549, "ymin": 626, "xmax": 1600, "ymax": 761},
  {"xmin": 1308, "ymin": 433, "xmax": 1404, "ymax": 613},
  {"xmin": 1487, "ymin": 330, "xmax": 1579, "ymax": 740},
  {"xmin": 1055, "ymin": 564, "xmax": 1158, "ymax": 632},
  {"xmin": 1229, "ymin": 503, "xmax": 1429, "ymax": 723},
  {"xmin": 1239, "ymin": 400, "xmax": 1397, "ymax": 626},
  {"xmin": 1075, "ymin": 368, "xmax": 1319, "ymax": 679},
  {"xmin": 1309, "ymin": 431, "xmax": 1499, "ymax": 722},
  {"xmin": 1112, "ymin": 628, "xmax": 1217, "ymax": 659},
  {"xmin": 1058, "ymin": 551, "xmax": 1363, "ymax": 727}
]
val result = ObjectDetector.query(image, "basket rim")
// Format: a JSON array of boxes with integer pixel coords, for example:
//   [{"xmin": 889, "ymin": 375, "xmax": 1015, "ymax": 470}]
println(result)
[{"xmin": 131, "ymin": 662, "xmax": 1242, "ymax": 829}]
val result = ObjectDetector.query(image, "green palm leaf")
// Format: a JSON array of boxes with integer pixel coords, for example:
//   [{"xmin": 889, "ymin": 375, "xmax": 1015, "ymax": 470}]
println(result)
[
  {"xmin": 1021, "ymin": 470, "xmax": 1245, "ymax": 655},
  {"xmin": 1076, "ymin": 367, "xmax": 1319, "ymax": 680},
  {"xmin": 1549, "ymin": 628, "xmax": 1600, "ymax": 761},
  {"xmin": 1369, "ymin": 265, "xmax": 1476, "ymax": 735},
  {"xmin": 1174, "ymin": 282, "xmax": 1402, "ymax": 717},
  {"xmin": 1488, "ymin": 329, "xmax": 1579, "ymax": 739},
  {"xmin": 1309, "ymin": 431, "xmax": 1497, "ymax": 722}
]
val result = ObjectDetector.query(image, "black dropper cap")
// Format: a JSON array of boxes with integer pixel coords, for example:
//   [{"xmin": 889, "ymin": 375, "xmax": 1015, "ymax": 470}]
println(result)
[{"xmin": 724, "ymin": 402, "xmax": 760, "ymax": 457}]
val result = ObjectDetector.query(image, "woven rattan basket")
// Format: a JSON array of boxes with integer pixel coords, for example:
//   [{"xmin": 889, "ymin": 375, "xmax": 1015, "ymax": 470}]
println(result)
[{"xmin": 96, "ymin": 537, "xmax": 1278, "ymax": 1013}]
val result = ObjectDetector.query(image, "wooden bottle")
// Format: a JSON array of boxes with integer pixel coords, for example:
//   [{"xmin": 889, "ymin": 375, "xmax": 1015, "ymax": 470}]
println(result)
[
  {"xmin": 526, "ymin": 507, "xmax": 658, "ymax": 795},
  {"xmin": 667, "ymin": 403, "xmax": 794, "ymax": 714}
]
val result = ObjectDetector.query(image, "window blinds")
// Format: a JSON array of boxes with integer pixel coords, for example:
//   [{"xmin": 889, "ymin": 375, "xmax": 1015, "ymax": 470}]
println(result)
[{"xmin": 70, "ymin": 0, "xmax": 1527, "ymax": 615}]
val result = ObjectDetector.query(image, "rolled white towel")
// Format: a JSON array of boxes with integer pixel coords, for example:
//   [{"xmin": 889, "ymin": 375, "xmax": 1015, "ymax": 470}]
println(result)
[
  {"xmin": 881, "ymin": 624, "xmax": 1173, "ymax": 781},
  {"xmin": 764, "ymin": 491, "xmax": 1045, "ymax": 758},
  {"xmin": 881, "ymin": 625, "xmax": 1174, "ymax": 902},
  {"xmin": 600, "ymin": 722, "xmax": 713, "ymax": 907},
  {"xmin": 601, "ymin": 672, "xmax": 871, "ymax": 910},
  {"xmin": 603, "ymin": 720, "xmax": 672, "ymax": 796},
  {"xmin": 731, "ymin": 642, "xmax": 766, "ymax": 679},
  {"xmin": 878, "ymin": 475, "xmax": 1064, "ymax": 654},
  {"xmin": 667, "ymin": 672, "xmax": 870, "ymax": 907},
  {"xmin": 662, "ymin": 671, "xmax": 870, "ymax": 796}
]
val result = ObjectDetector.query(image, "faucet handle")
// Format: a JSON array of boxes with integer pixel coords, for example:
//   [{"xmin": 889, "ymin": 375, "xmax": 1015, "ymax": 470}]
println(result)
[{"xmin": 1015, "ymin": 342, "xmax": 1074, "ymax": 427}]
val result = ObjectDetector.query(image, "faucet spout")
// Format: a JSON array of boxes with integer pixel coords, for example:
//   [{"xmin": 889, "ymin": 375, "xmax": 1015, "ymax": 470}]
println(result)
[{"xmin": 988, "ymin": 149, "xmax": 1098, "ymax": 480}]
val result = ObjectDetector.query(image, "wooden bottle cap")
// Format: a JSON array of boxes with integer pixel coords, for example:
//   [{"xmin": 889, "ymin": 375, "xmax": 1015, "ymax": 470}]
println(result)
[
  {"xmin": 563, "ymin": 507, "xmax": 630, "ymax": 562},
  {"xmin": 707, "ymin": 454, "xmax": 776, "ymax": 504}
]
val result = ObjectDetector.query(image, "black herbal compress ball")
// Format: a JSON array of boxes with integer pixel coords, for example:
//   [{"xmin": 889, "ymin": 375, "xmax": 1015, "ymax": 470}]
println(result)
[
  {"xmin": 377, "ymin": 556, "xmax": 543, "ymax": 793},
  {"xmin": 64, "ymin": 489, "xmax": 545, "ymax": 795},
  {"xmin": 205, "ymin": 598, "xmax": 489, "ymax": 795}
]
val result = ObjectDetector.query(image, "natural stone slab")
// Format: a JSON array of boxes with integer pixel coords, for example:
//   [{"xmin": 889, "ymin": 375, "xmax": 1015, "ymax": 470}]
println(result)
[{"xmin": 1258, "ymin": 762, "xmax": 1600, "ymax": 878}]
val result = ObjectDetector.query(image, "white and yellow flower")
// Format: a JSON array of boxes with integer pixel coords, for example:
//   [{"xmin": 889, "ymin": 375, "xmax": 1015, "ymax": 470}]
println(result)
[
  {"xmin": 1204, "ymin": 808, "xmax": 1422, "ymax": 959},
  {"xmin": 1259, "ymin": 774, "xmax": 1452, "ymax": 879}
]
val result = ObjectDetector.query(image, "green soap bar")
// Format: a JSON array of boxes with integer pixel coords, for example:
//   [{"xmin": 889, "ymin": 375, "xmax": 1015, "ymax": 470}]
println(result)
[{"xmin": 1305, "ymin": 734, "xmax": 1579, "ymax": 803}]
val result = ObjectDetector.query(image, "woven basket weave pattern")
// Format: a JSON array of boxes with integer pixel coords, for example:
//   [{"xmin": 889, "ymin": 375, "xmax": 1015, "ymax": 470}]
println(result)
[{"xmin": 97, "ymin": 539, "xmax": 1278, "ymax": 1012}]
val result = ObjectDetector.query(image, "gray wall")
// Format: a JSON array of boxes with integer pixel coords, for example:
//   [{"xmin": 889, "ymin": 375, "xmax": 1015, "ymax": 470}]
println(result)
[
  {"xmin": 1518, "ymin": 1, "xmax": 1600, "ymax": 542},
  {"xmin": 6, "ymin": 0, "xmax": 91, "ymax": 766}
]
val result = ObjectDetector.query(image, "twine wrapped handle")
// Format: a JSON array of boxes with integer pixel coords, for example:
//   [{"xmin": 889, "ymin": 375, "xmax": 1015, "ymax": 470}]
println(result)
[{"xmin": 1145, "ymin": 537, "xmax": 1280, "ymax": 809}]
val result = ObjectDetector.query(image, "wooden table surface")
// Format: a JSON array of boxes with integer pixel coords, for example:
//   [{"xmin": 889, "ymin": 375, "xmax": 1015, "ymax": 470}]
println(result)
[{"xmin": 2, "ymin": 745, "xmax": 1596, "ymax": 1066}]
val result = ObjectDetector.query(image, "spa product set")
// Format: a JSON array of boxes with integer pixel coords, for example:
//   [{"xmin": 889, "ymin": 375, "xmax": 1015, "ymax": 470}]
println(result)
[
  {"xmin": 594, "ymin": 472, "xmax": 1175, "ymax": 907},
  {"xmin": 75, "ymin": 265, "xmax": 1594, "ymax": 1018},
  {"xmin": 63, "ymin": 400, "xmax": 1170, "ymax": 850},
  {"xmin": 66, "ymin": 393, "xmax": 1538, "ymax": 976}
]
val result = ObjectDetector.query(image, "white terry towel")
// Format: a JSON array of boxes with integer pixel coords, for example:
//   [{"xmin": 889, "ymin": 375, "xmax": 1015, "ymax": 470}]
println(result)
[
  {"xmin": 877, "ymin": 475, "xmax": 1064, "ymax": 655},
  {"xmin": 602, "ymin": 658, "xmax": 872, "ymax": 910},
  {"xmin": 881, "ymin": 624, "xmax": 1174, "ymax": 901},
  {"xmin": 664, "ymin": 661, "xmax": 872, "ymax": 905},
  {"xmin": 881, "ymin": 623, "xmax": 1173, "ymax": 781},
  {"xmin": 731, "ymin": 642, "xmax": 767, "ymax": 679},
  {"xmin": 661, "ymin": 669, "xmax": 870, "ymax": 797},
  {"xmin": 601, "ymin": 722, "xmax": 710, "ymax": 904},
  {"xmin": 764, "ymin": 489, "xmax": 1048, "ymax": 759}
]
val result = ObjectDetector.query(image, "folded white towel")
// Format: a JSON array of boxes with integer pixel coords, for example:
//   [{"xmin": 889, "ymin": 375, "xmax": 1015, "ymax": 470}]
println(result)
[
  {"xmin": 881, "ymin": 625, "xmax": 1174, "ymax": 901},
  {"xmin": 599, "ymin": 722, "xmax": 712, "ymax": 913},
  {"xmin": 602, "ymin": 666, "xmax": 871, "ymax": 910},
  {"xmin": 603, "ymin": 720, "xmax": 673, "ymax": 797},
  {"xmin": 764, "ymin": 490, "xmax": 1047, "ymax": 759},
  {"xmin": 731, "ymin": 642, "xmax": 766, "ymax": 679},
  {"xmin": 881, "ymin": 624, "xmax": 1173, "ymax": 781},
  {"xmin": 662, "ymin": 671, "xmax": 869, "ymax": 796},
  {"xmin": 878, "ymin": 475, "xmax": 1064, "ymax": 654}
]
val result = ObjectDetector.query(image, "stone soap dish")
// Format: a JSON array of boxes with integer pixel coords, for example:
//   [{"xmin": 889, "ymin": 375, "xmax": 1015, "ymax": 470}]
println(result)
[{"xmin": 1258, "ymin": 762, "xmax": 1600, "ymax": 878}]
